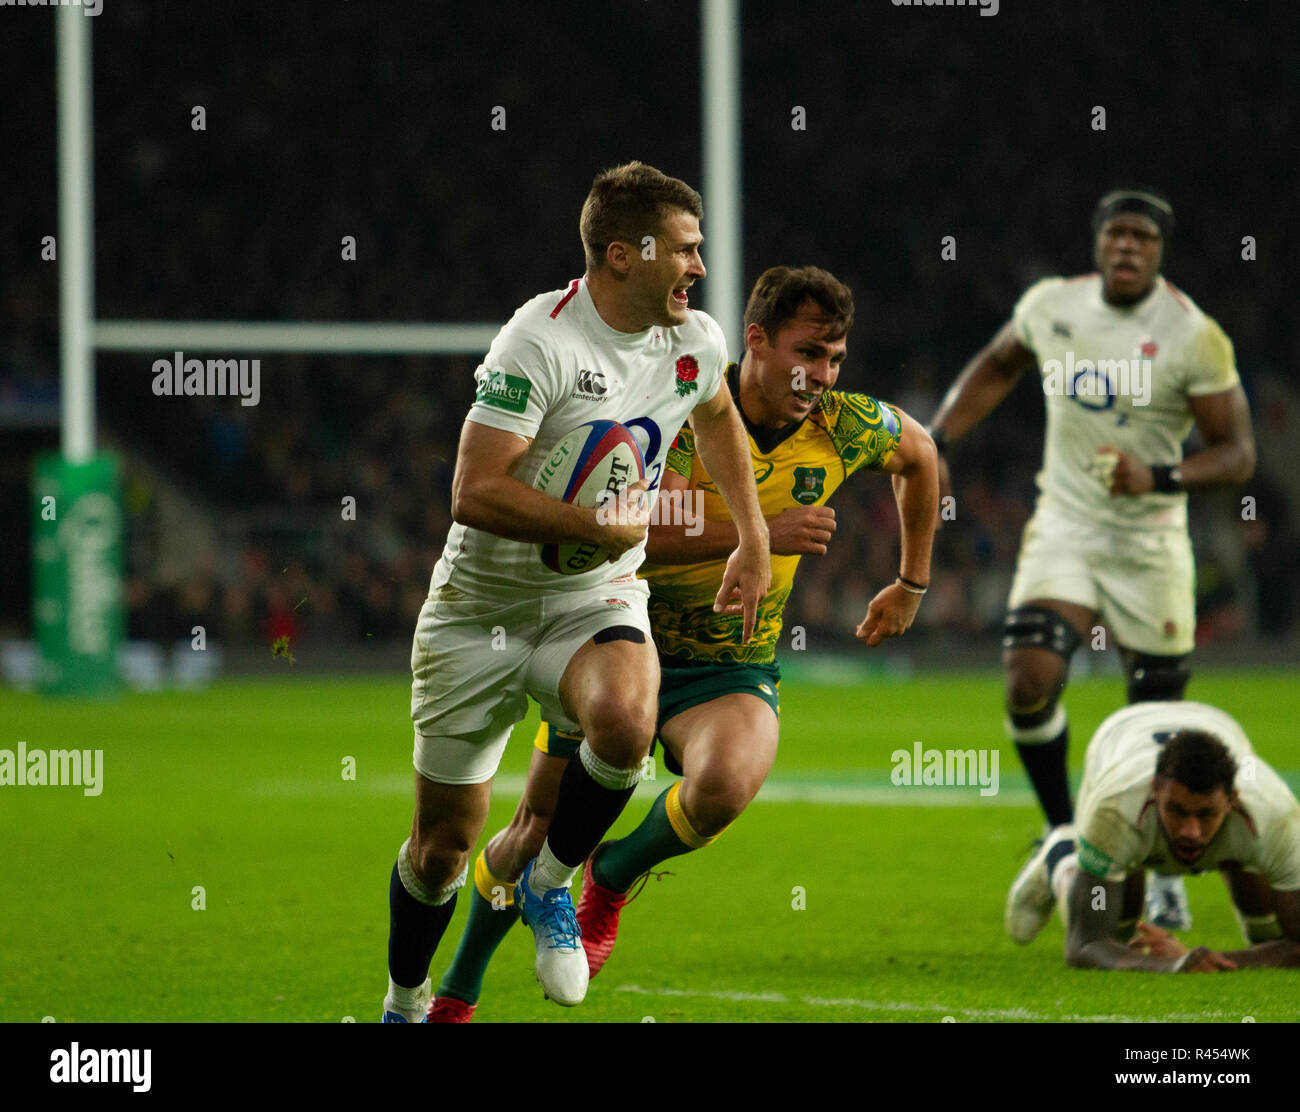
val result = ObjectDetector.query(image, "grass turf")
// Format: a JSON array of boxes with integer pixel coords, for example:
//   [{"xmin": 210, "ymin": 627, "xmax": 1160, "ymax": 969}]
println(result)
[{"xmin": 1, "ymin": 669, "xmax": 1297, "ymax": 1023}]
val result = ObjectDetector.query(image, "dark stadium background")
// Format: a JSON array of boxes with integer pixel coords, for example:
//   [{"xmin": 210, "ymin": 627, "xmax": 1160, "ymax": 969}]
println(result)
[{"xmin": 3, "ymin": 0, "xmax": 1298, "ymax": 679}]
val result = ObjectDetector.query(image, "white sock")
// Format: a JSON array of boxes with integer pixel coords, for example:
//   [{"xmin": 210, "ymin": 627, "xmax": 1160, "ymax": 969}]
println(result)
[
  {"xmin": 385, "ymin": 975, "xmax": 431, "ymax": 1020},
  {"xmin": 529, "ymin": 840, "xmax": 578, "ymax": 897}
]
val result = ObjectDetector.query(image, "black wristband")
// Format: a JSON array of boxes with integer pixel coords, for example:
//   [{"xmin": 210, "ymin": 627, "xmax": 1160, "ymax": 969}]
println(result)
[
  {"xmin": 928, "ymin": 426, "xmax": 949, "ymax": 455},
  {"xmin": 897, "ymin": 575, "xmax": 929, "ymax": 592},
  {"xmin": 1150, "ymin": 465, "xmax": 1183, "ymax": 493}
]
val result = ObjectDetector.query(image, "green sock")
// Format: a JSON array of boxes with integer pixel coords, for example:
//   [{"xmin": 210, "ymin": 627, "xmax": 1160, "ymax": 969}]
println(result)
[
  {"xmin": 594, "ymin": 785, "xmax": 697, "ymax": 893},
  {"xmin": 436, "ymin": 879, "xmax": 520, "ymax": 1006}
]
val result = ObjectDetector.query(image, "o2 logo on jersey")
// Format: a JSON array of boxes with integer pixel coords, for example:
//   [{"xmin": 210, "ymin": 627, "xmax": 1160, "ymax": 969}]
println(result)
[
  {"xmin": 1069, "ymin": 367, "xmax": 1116, "ymax": 411},
  {"xmin": 624, "ymin": 417, "xmax": 664, "ymax": 490}
]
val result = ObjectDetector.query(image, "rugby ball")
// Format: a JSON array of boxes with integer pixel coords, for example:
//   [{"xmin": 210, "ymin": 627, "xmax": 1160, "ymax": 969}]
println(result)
[{"xmin": 533, "ymin": 420, "xmax": 646, "ymax": 575}]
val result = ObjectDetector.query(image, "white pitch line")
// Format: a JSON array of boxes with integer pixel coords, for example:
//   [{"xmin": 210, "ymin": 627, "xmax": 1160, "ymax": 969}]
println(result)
[
  {"xmin": 613, "ymin": 984, "xmax": 1248, "ymax": 1023},
  {"xmin": 252, "ymin": 771, "xmax": 1033, "ymax": 806}
]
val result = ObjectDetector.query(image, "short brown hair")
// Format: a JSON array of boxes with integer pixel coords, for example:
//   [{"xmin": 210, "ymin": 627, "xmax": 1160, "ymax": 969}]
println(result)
[
  {"xmin": 580, "ymin": 162, "xmax": 703, "ymax": 271},
  {"xmin": 1155, "ymin": 730, "xmax": 1238, "ymax": 796},
  {"xmin": 743, "ymin": 266, "xmax": 855, "ymax": 343}
]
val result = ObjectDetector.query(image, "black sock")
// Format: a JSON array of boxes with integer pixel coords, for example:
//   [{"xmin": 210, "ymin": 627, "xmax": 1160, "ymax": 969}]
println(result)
[
  {"xmin": 545, "ymin": 756, "xmax": 637, "ymax": 868},
  {"xmin": 1015, "ymin": 727, "xmax": 1073, "ymax": 827},
  {"xmin": 387, "ymin": 861, "xmax": 457, "ymax": 988}
]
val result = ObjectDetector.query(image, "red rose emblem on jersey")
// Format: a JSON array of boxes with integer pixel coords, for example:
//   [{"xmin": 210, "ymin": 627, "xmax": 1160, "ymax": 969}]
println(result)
[{"xmin": 674, "ymin": 355, "xmax": 700, "ymax": 398}]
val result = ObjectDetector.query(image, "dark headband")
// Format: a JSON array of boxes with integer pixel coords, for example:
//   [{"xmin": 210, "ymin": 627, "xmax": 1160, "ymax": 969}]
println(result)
[{"xmin": 1092, "ymin": 190, "xmax": 1174, "ymax": 241}]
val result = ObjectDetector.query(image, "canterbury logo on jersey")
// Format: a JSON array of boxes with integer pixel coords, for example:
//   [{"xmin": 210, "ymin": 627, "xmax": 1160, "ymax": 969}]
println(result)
[{"xmin": 572, "ymin": 368, "xmax": 608, "ymax": 400}]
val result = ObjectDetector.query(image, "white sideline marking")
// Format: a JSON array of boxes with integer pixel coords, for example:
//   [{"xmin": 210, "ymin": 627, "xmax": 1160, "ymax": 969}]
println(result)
[
  {"xmin": 252, "ymin": 772, "xmax": 1034, "ymax": 806},
  {"xmin": 613, "ymin": 984, "xmax": 1241, "ymax": 1023}
]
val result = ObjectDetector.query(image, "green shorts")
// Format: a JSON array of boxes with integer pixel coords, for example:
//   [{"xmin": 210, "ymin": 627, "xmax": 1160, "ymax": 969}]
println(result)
[{"xmin": 533, "ymin": 659, "xmax": 781, "ymax": 766}]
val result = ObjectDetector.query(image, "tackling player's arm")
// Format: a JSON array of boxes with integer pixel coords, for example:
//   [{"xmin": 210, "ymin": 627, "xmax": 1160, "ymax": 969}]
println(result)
[
  {"xmin": 856, "ymin": 410, "xmax": 938, "ymax": 647},
  {"xmin": 1107, "ymin": 385, "xmax": 1256, "ymax": 495},
  {"xmin": 1064, "ymin": 868, "xmax": 1235, "ymax": 972},
  {"xmin": 450, "ymin": 419, "xmax": 649, "ymax": 557},
  {"xmin": 687, "ymin": 383, "xmax": 771, "ymax": 643}
]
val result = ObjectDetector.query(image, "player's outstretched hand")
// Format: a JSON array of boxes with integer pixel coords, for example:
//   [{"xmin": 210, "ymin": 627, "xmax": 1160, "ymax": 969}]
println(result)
[
  {"xmin": 1175, "ymin": 946, "xmax": 1237, "ymax": 973},
  {"xmin": 1129, "ymin": 920, "xmax": 1188, "ymax": 959},
  {"xmin": 713, "ymin": 540, "xmax": 771, "ymax": 644},
  {"xmin": 595, "ymin": 478, "xmax": 652, "ymax": 558},
  {"xmin": 768, "ymin": 505, "xmax": 836, "ymax": 555},
  {"xmin": 856, "ymin": 582, "xmax": 923, "ymax": 647}
]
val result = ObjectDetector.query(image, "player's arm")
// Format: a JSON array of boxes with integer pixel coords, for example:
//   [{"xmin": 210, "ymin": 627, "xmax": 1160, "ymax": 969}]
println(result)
[
  {"xmin": 856, "ymin": 410, "xmax": 938, "ymax": 646},
  {"xmin": 450, "ymin": 419, "xmax": 648, "ymax": 556},
  {"xmin": 1217, "ymin": 887, "xmax": 1300, "ymax": 968},
  {"xmin": 1108, "ymin": 385, "xmax": 1256, "ymax": 495},
  {"xmin": 1064, "ymin": 868, "xmax": 1235, "ymax": 972},
  {"xmin": 928, "ymin": 320, "xmax": 1038, "ymax": 445},
  {"xmin": 687, "ymin": 383, "xmax": 771, "ymax": 642},
  {"xmin": 927, "ymin": 321, "xmax": 1037, "ymax": 509},
  {"xmin": 645, "ymin": 469, "xmax": 838, "ymax": 564}
]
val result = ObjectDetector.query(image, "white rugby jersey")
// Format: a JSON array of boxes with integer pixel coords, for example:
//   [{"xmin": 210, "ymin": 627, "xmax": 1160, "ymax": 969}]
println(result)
[
  {"xmin": 1012, "ymin": 275, "xmax": 1239, "ymax": 531},
  {"xmin": 1074, "ymin": 702, "xmax": 1300, "ymax": 889},
  {"xmin": 433, "ymin": 277, "xmax": 728, "ymax": 594}
]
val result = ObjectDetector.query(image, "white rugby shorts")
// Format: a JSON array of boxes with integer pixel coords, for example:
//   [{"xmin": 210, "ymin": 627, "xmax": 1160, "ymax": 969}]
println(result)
[
  {"xmin": 1007, "ymin": 504, "xmax": 1195, "ymax": 655},
  {"xmin": 409, "ymin": 577, "xmax": 652, "ymax": 784}
]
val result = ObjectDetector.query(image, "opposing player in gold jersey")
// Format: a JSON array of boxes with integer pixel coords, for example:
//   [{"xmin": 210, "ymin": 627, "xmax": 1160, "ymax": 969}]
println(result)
[{"xmin": 426, "ymin": 266, "xmax": 939, "ymax": 1019}]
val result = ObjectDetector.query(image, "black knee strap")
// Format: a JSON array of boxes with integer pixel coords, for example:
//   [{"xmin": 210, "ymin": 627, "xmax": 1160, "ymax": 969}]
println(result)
[
  {"xmin": 1002, "ymin": 605, "xmax": 1082, "ymax": 659},
  {"xmin": 1125, "ymin": 652, "xmax": 1191, "ymax": 704}
]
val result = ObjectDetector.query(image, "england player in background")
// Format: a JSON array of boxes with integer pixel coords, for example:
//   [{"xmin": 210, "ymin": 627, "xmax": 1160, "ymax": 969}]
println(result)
[
  {"xmin": 425, "ymin": 265, "xmax": 938, "ymax": 1021},
  {"xmin": 381, "ymin": 163, "xmax": 770, "ymax": 1020},
  {"xmin": 1005, "ymin": 701, "xmax": 1300, "ymax": 972},
  {"xmin": 927, "ymin": 189, "xmax": 1255, "ymax": 930}
]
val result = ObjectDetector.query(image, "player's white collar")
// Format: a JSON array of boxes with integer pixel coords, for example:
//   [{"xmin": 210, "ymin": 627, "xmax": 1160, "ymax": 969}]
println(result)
[
  {"xmin": 577, "ymin": 277, "xmax": 659, "ymax": 346},
  {"xmin": 1095, "ymin": 273, "xmax": 1162, "ymax": 317}
]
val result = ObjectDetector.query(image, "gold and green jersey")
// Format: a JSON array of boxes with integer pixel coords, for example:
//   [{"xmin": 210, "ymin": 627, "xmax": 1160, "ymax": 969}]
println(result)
[{"xmin": 643, "ymin": 364, "xmax": 903, "ymax": 664}]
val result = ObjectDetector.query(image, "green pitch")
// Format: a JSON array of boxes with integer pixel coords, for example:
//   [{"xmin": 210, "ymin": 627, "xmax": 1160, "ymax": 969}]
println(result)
[{"xmin": 2, "ymin": 669, "xmax": 1297, "ymax": 1023}]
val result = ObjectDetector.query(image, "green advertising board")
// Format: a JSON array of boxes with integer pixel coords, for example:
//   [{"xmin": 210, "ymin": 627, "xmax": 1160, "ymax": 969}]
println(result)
[{"xmin": 32, "ymin": 452, "xmax": 124, "ymax": 696}]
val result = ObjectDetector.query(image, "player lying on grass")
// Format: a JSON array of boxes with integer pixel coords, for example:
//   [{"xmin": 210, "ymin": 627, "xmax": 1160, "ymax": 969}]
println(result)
[
  {"xmin": 381, "ymin": 162, "xmax": 770, "ymax": 1021},
  {"xmin": 927, "ymin": 188, "xmax": 1255, "ymax": 931},
  {"xmin": 426, "ymin": 264, "xmax": 939, "ymax": 1020},
  {"xmin": 1006, "ymin": 700, "xmax": 1300, "ymax": 971}
]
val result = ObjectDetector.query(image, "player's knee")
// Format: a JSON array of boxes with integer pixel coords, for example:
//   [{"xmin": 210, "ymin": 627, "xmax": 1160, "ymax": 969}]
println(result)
[
  {"xmin": 1004, "ymin": 660, "xmax": 1066, "ymax": 718},
  {"xmin": 682, "ymin": 778, "xmax": 749, "ymax": 838},
  {"xmin": 579, "ymin": 700, "xmax": 655, "ymax": 768},
  {"xmin": 1125, "ymin": 652, "xmax": 1191, "ymax": 704},
  {"xmin": 410, "ymin": 829, "xmax": 471, "ymax": 891}
]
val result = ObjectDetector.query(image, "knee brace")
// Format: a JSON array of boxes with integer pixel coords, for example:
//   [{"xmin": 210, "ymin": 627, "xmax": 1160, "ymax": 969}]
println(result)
[
  {"xmin": 1125, "ymin": 652, "xmax": 1191, "ymax": 704},
  {"xmin": 1002, "ymin": 605, "xmax": 1083, "ymax": 659},
  {"xmin": 1003, "ymin": 606, "xmax": 1080, "ymax": 732}
]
